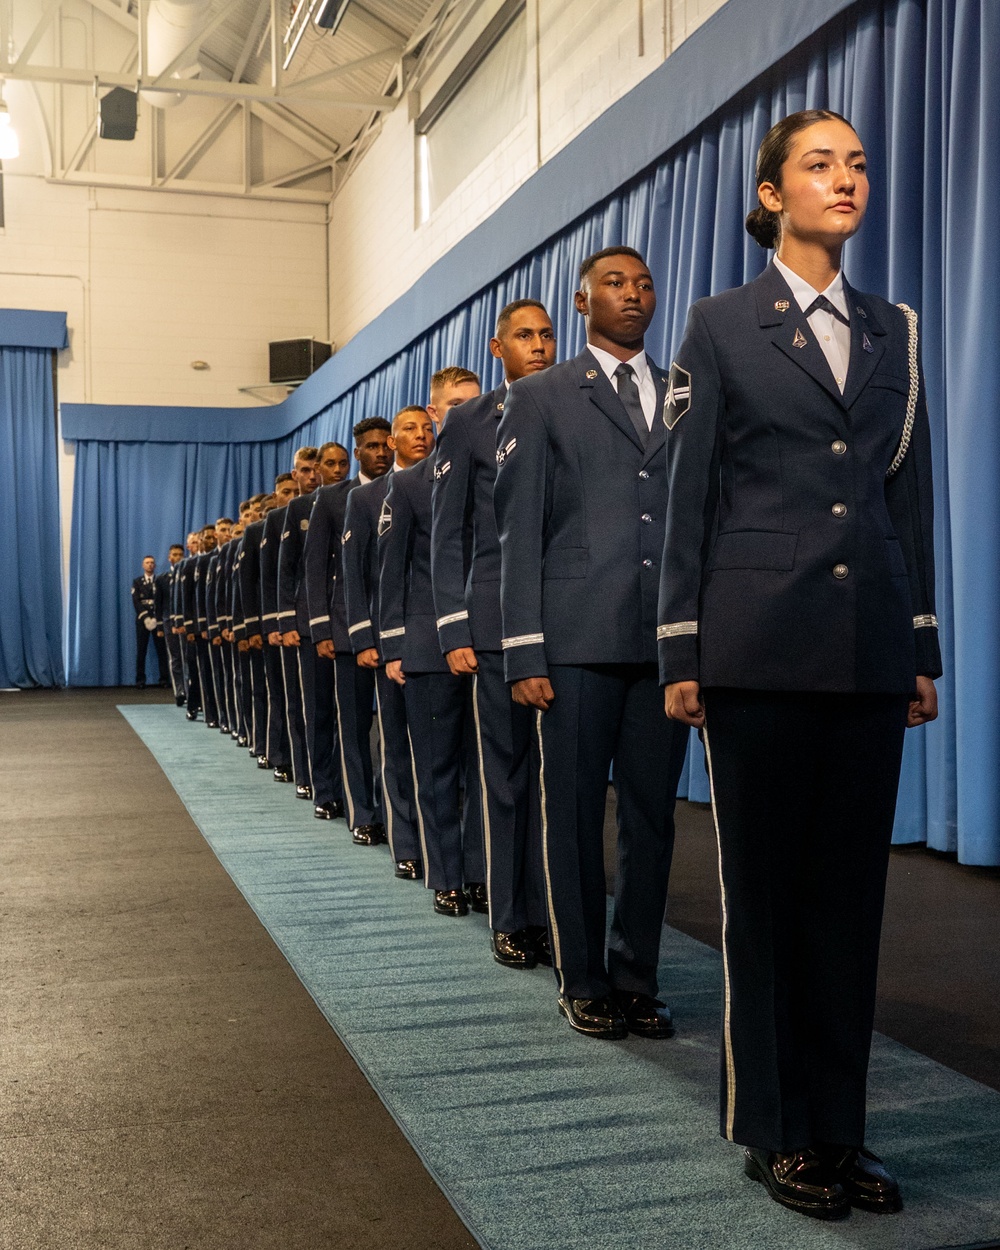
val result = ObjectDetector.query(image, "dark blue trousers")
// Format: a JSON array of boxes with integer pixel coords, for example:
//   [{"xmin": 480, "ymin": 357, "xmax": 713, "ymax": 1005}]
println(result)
[
  {"xmin": 263, "ymin": 641, "xmax": 291, "ymax": 770},
  {"xmin": 403, "ymin": 671, "xmax": 485, "ymax": 893},
  {"xmin": 300, "ymin": 642, "xmax": 342, "ymax": 807},
  {"xmin": 280, "ymin": 644, "xmax": 310, "ymax": 787},
  {"xmin": 473, "ymin": 651, "xmax": 546, "ymax": 934},
  {"xmin": 165, "ymin": 629, "xmax": 185, "ymax": 698},
  {"xmin": 374, "ymin": 667, "xmax": 420, "ymax": 861},
  {"xmin": 184, "ymin": 638, "xmax": 201, "ymax": 712},
  {"xmin": 209, "ymin": 642, "xmax": 227, "ymax": 727},
  {"xmin": 332, "ymin": 655, "xmax": 377, "ymax": 828},
  {"xmin": 537, "ymin": 663, "xmax": 688, "ymax": 1001},
  {"xmin": 249, "ymin": 647, "xmax": 267, "ymax": 757},
  {"xmin": 196, "ymin": 639, "xmax": 219, "ymax": 724},
  {"xmin": 237, "ymin": 648, "xmax": 253, "ymax": 742},
  {"xmin": 702, "ymin": 688, "xmax": 909, "ymax": 1153}
]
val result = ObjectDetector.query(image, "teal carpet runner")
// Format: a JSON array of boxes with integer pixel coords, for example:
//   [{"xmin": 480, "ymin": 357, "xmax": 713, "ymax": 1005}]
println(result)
[{"xmin": 120, "ymin": 705, "xmax": 1000, "ymax": 1250}]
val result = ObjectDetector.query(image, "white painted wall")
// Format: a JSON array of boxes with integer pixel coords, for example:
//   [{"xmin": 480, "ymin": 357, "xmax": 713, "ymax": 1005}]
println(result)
[
  {"xmin": 328, "ymin": 0, "xmax": 728, "ymax": 349},
  {"xmin": 0, "ymin": 170, "xmax": 328, "ymax": 587}
]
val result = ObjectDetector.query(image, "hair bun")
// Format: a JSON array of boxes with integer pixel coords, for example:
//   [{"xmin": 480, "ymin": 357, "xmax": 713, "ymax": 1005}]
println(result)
[{"xmin": 745, "ymin": 206, "xmax": 778, "ymax": 249}]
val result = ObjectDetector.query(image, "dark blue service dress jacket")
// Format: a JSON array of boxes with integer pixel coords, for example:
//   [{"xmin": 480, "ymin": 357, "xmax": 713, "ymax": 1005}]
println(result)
[
  {"xmin": 494, "ymin": 347, "xmax": 671, "ymax": 683},
  {"xmin": 656, "ymin": 261, "xmax": 942, "ymax": 694},
  {"xmin": 277, "ymin": 493, "xmax": 316, "ymax": 637},
  {"xmin": 342, "ymin": 475, "xmax": 393, "ymax": 656},
  {"xmin": 431, "ymin": 383, "xmax": 507, "ymax": 654},
  {"xmin": 378, "ymin": 458, "xmax": 450, "ymax": 674},
  {"xmin": 303, "ymin": 479, "xmax": 362, "ymax": 653}
]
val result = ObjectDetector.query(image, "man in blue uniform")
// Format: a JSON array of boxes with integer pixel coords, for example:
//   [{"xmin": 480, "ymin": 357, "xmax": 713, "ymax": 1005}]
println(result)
[
  {"xmin": 156, "ymin": 545, "xmax": 185, "ymax": 704},
  {"xmin": 341, "ymin": 414, "xmax": 424, "ymax": 868},
  {"xmin": 131, "ymin": 556, "xmax": 167, "ymax": 687},
  {"xmin": 261, "ymin": 475, "xmax": 299, "ymax": 783},
  {"xmin": 379, "ymin": 370, "xmax": 488, "ymax": 918},
  {"xmin": 176, "ymin": 531, "xmax": 202, "ymax": 718},
  {"xmin": 431, "ymin": 300, "xmax": 556, "ymax": 967},
  {"xmin": 303, "ymin": 421, "xmax": 391, "ymax": 832},
  {"xmin": 494, "ymin": 247, "xmax": 689, "ymax": 1039},
  {"xmin": 192, "ymin": 525, "xmax": 220, "ymax": 727},
  {"xmin": 237, "ymin": 498, "xmax": 274, "ymax": 766}
]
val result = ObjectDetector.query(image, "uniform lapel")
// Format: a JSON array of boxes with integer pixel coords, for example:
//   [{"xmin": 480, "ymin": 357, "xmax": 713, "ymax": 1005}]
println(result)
[
  {"xmin": 578, "ymin": 349, "xmax": 646, "ymax": 453},
  {"xmin": 755, "ymin": 263, "xmax": 844, "ymax": 408},
  {"xmin": 840, "ymin": 279, "xmax": 887, "ymax": 410},
  {"xmin": 644, "ymin": 363, "xmax": 668, "ymax": 463}
]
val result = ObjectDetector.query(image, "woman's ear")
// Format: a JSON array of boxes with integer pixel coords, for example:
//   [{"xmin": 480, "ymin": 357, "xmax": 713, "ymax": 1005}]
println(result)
[{"xmin": 757, "ymin": 181, "xmax": 782, "ymax": 214}]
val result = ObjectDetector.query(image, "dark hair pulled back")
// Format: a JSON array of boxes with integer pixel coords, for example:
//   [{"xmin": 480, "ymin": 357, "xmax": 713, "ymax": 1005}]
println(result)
[{"xmin": 745, "ymin": 109, "xmax": 853, "ymax": 249}]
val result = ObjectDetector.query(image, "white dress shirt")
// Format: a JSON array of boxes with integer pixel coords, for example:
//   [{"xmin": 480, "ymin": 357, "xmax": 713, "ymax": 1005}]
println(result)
[
  {"xmin": 587, "ymin": 344, "xmax": 656, "ymax": 428},
  {"xmin": 774, "ymin": 257, "xmax": 851, "ymax": 393}
]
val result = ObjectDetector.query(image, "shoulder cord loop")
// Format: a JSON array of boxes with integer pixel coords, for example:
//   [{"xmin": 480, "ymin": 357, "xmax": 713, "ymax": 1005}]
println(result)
[{"xmin": 886, "ymin": 303, "xmax": 918, "ymax": 478}]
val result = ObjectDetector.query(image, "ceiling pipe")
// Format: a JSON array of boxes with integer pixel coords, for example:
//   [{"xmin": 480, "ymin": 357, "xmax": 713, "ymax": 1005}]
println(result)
[{"xmin": 141, "ymin": 0, "xmax": 211, "ymax": 109}]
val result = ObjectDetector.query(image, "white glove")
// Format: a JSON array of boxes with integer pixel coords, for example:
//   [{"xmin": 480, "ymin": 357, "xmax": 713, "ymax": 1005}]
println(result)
[{"xmin": 144, "ymin": 617, "xmax": 158, "ymax": 632}]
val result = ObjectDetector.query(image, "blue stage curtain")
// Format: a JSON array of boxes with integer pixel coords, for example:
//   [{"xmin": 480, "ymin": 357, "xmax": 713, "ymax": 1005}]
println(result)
[
  {"xmin": 0, "ymin": 345, "xmax": 65, "ymax": 687},
  {"xmin": 66, "ymin": 0, "xmax": 998, "ymax": 861}
]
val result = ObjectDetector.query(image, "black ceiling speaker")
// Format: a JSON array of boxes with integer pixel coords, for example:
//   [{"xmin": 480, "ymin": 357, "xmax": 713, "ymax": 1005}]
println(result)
[{"xmin": 99, "ymin": 87, "xmax": 138, "ymax": 141}]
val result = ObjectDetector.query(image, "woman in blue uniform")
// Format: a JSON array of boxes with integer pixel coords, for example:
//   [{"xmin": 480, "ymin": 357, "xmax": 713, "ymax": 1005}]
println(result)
[{"xmin": 657, "ymin": 110, "xmax": 940, "ymax": 1221}]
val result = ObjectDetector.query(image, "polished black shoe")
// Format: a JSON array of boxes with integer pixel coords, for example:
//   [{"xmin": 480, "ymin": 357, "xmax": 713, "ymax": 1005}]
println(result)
[
  {"xmin": 823, "ymin": 1146, "xmax": 902, "ymax": 1213},
  {"xmin": 206, "ymin": 719, "xmax": 219, "ymax": 729},
  {"xmin": 466, "ymin": 881, "xmax": 489, "ymax": 914},
  {"xmin": 491, "ymin": 929, "xmax": 538, "ymax": 969},
  {"xmin": 352, "ymin": 823, "xmax": 387, "ymax": 846},
  {"xmin": 434, "ymin": 889, "xmax": 469, "ymax": 917},
  {"xmin": 273, "ymin": 766, "xmax": 293, "ymax": 783},
  {"xmin": 558, "ymin": 996, "xmax": 628, "ymax": 1040},
  {"xmin": 185, "ymin": 709, "xmax": 199, "ymax": 721},
  {"xmin": 614, "ymin": 990, "xmax": 675, "ymax": 1039},
  {"xmin": 237, "ymin": 734, "xmax": 248, "ymax": 747},
  {"xmin": 524, "ymin": 925, "xmax": 552, "ymax": 967},
  {"xmin": 175, "ymin": 694, "xmax": 186, "ymax": 707},
  {"xmin": 296, "ymin": 784, "xmax": 312, "ymax": 800},
  {"xmin": 256, "ymin": 756, "xmax": 270, "ymax": 769},
  {"xmin": 744, "ymin": 1148, "xmax": 850, "ymax": 1221},
  {"xmin": 219, "ymin": 724, "xmax": 230, "ymax": 735},
  {"xmin": 394, "ymin": 859, "xmax": 423, "ymax": 880},
  {"xmin": 314, "ymin": 800, "xmax": 345, "ymax": 821}
]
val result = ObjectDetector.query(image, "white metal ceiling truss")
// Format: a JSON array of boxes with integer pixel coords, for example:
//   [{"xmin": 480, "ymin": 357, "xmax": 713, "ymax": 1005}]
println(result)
[{"xmin": 0, "ymin": 0, "xmax": 482, "ymax": 201}]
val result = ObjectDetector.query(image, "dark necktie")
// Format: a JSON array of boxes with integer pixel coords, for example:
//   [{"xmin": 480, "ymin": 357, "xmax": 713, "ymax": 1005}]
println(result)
[
  {"xmin": 804, "ymin": 294, "xmax": 850, "ymax": 326},
  {"xmin": 613, "ymin": 362, "xmax": 649, "ymax": 446}
]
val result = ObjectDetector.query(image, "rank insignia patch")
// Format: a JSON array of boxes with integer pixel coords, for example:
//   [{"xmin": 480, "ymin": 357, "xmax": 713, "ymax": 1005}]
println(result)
[
  {"xmin": 342, "ymin": 530, "xmax": 351, "ymax": 545},
  {"xmin": 434, "ymin": 460, "xmax": 452, "ymax": 480},
  {"xmin": 377, "ymin": 502, "xmax": 392, "ymax": 537},
  {"xmin": 496, "ymin": 437, "xmax": 517, "ymax": 465},
  {"xmin": 662, "ymin": 363, "xmax": 692, "ymax": 430}
]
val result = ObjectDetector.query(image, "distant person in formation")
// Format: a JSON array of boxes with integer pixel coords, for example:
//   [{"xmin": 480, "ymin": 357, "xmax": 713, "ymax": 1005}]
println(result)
[
  {"xmin": 157, "ymin": 544, "xmax": 186, "ymax": 705},
  {"xmin": 131, "ymin": 555, "xmax": 168, "ymax": 688},
  {"xmin": 431, "ymin": 300, "xmax": 557, "ymax": 969},
  {"xmin": 494, "ymin": 247, "xmax": 689, "ymax": 1041}
]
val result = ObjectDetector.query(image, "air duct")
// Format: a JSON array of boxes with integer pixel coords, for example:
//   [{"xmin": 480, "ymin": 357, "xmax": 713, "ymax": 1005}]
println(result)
[{"xmin": 140, "ymin": 0, "xmax": 211, "ymax": 109}]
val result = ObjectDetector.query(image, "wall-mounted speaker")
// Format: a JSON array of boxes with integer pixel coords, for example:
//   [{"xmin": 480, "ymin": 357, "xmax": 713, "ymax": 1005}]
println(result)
[
  {"xmin": 269, "ymin": 338, "xmax": 333, "ymax": 385},
  {"xmin": 99, "ymin": 88, "xmax": 138, "ymax": 141}
]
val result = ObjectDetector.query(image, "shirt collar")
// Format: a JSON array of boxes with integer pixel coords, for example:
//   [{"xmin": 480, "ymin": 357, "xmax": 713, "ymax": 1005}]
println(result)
[
  {"xmin": 358, "ymin": 471, "xmax": 372, "ymax": 485},
  {"xmin": 774, "ymin": 257, "xmax": 849, "ymax": 320},
  {"xmin": 587, "ymin": 343, "xmax": 649, "ymax": 386}
]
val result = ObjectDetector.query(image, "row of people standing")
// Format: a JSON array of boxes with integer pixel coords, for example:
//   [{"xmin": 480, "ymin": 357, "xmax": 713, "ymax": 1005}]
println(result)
[{"xmin": 153, "ymin": 110, "xmax": 941, "ymax": 1227}]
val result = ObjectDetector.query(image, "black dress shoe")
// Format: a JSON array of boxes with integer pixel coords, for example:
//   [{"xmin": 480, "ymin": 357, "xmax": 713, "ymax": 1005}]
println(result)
[
  {"xmin": 558, "ymin": 996, "xmax": 628, "ymax": 1040},
  {"xmin": 823, "ymin": 1146, "xmax": 902, "ymax": 1213},
  {"xmin": 466, "ymin": 881, "xmax": 489, "ymax": 914},
  {"xmin": 524, "ymin": 925, "xmax": 552, "ymax": 966},
  {"xmin": 394, "ymin": 859, "xmax": 423, "ymax": 879},
  {"xmin": 296, "ymin": 784, "xmax": 312, "ymax": 800},
  {"xmin": 433, "ymin": 889, "xmax": 469, "ymax": 917},
  {"xmin": 206, "ymin": 719, "xmax": 219, "ymax": 729},
  {"xmin": 273, "ymin": 766, "xmax": 293, "ymax": 783},
  {"xmin": 219, "ymin": 724, "xmax": 230, "ymax": 735},
  {"xmin": 185, "ymin": 709, "xmax": 199, "ymax": 721},
  {"xmin": 314, "ymin": 800, "xmax": 345, "ymax": 820},
  {"xmin": 614, "ymin": 991, "xmax": 675, "ymax": 1039},
  {"xmin": 175, "ymin": 695, "xmax": 186, "ymax": 707},
  {"xmin": 256, "ymin": 756, "xmax": 270, "ymax": 769},
  {"xmin": 491, "ymin": 929, "xmax": 538, "ymax": 969},
  {"xmin": 352, "ymin": 823, "xmax": 387, "ymax": 846},
  {"xmin": 744, "ymin": 1148, "xmax": 850, "ymax": 1221},
  {"xmin": 237, "ymin": 734, "xmax": 248, "ymax": 747}
]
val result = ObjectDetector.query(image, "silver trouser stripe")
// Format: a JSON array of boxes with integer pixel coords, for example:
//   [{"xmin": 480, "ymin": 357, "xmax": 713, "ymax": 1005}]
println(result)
[
  {"xmin": 309, "ymin": 614, "xmax": 330, "ymax": 627},
  {"xmin": 380, "ymin": 627, "xmax": 405, "ymax": 639},
  {"xmin": 471, "ymin": 674, "xmax": 493, "ymax": 922},
  {"xmin": 348, "ymin": 619, "xmax": 372, "ymax": 635},
  {"xmin": 535, "ymin": 708, "xmax": 565, "ymax": 994},
  {"xmin": 501, "ymin": 632, "xmax": 544, "ymax": 650},
  {"xmin": 436, "ymin": 610, "xmax": 469, "ymax": 629},
  {"xmin": 702, "ymin": 726, "xmax": 737, "ymax": 1142},
  {"xmin": 913, "ymin": 614, "xmax": 939, "ymax": 629},
  {"xmin": 656, "ymin": 621, "xmax": 698, "ymax": 640}
]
